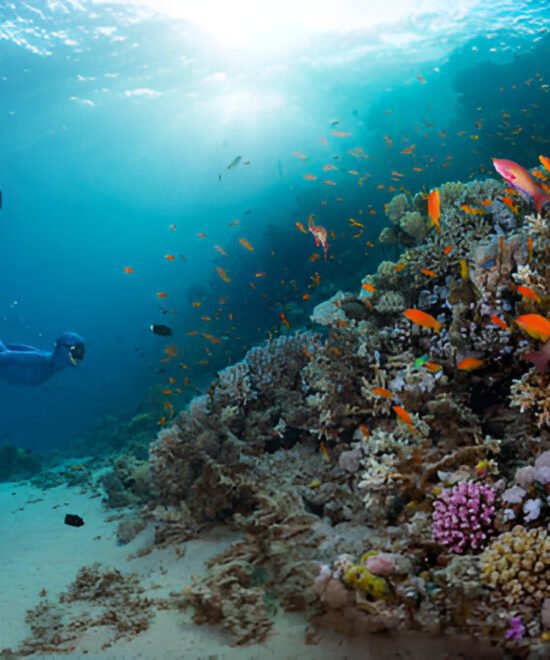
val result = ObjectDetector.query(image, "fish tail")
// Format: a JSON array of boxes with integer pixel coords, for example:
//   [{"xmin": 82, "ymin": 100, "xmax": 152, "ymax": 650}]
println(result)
[
  {"xmin": 523, "ymin": 350, "xmax": 550, "ymax": 373},
  {"xmin": 534, "ymin": 191, "xmax": 550, "ymax": 214}
]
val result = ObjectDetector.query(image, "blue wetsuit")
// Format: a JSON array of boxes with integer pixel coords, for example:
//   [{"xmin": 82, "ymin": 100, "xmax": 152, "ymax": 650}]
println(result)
[{"xmin": 0, "ymin": 332, "xmax": 85, "ymax": 386}]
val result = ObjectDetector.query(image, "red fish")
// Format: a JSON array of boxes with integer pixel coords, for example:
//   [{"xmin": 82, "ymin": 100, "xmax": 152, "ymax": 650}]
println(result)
[
  {"xmin": 308, "ymin": 214, "xmax": 329, "ymax": 259},
  {"xmin": 492, "ymin": 158, "xmax": 550, "ymax": 213}
]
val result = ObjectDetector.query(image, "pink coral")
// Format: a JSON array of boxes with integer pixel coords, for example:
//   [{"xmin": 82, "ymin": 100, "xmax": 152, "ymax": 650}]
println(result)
[
  {"xmin": 365, "ymin": 554, "xmax": 395, "ymax": 577},
  {"xmin": 432, "ymin": 481, "xmax": 496, "ymax": 554}
]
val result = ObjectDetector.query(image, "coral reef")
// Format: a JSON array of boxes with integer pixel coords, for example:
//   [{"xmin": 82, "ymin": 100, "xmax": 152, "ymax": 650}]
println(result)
[{"xmin": 141, "ymin": 168, "xmax": 550, "ymax": 655}]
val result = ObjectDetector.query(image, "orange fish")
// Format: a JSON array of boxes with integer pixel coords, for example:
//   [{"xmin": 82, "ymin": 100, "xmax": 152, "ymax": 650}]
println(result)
[
  {"xmin": 255, "ymin": 272, "xmax": 266, "ymax": 278},
  {"xmin": 330, "ymin": 130, "xmax": 351, "ymax": 138},
  {"xmin": 295, "ymin": 221, "xmax": 307, "ymax": 234},
  {"xmin": 238, "ymin": 238, "xmax": 254, "ymax": 252},
  {"xmin": 201, "ymin": 316, "xmax": 211, "ymax": 321},
  {"xmin": 319, "ymin": 441, "xmax": 330, "ymax": 462},
  {"xmin": 323, "ymin": 163, "xmax": 338, "ymax": 171},
  {"xmin": 229, "ymin": 219, "xmax": 240, "ymax": 227},
  {"xmin": 214, "ymin": 244, "xmax": 228, "ymax": 256},
  {"xmin": 457, "ymin": 357, "xmax": 485, "ymax": 371},
  {"xmin": 191, "ymin": 301, "xmax": 202, "ymax": 308},
  {"xmin": 427, "ymin": 189, "xmax": 441, "ymax": 232},
  {"xmin": 392, "ymin": 405, "xmax": 416, "ymax": 433},
  {"xmin": 216, "ymin": 266, "xmax": 231, "ymax": 283},
  {"xmin": 516, "ymin": 314, "xmax": 550, "ymax": 342},
  {"xmin": 349, "ymin": 218, "xmax": 364, "ymax": 228},
  {"xmin": 280, "ymin": 312, "xmax": 291, "ymax": 329},
  {"xmin": 196, "ymin": 233, "xmax": 206, "ymax": 239},
  {"xmin": 516, "ymin": 284, "xmax": 541, "ymax": 303},
  {"xmin": 322, "ymin": 179, "xmax": 337, "ymax": 186},
  {"xmin": 394, "ymin": 262, "xmax": 406, "ymax": 272},
  {"xmin": 303, "ymin": 174, "xmax": 317, "ymax": 181},
  {"xmin": 539, "ymin": 154, "xmax": 550, "ymax": 172},
  {"xmin": 164, "ymin": 345, "xmax": 177, "ymax": 358},
  {"xmin": 403, "ymin": 309, "xmax": 442, "ymax": 332},
  {"xmin": 424, "ymin": 361, "xmax": 442, "ymax": 372},
  {"xmin": 443, "ymin": 245, "xmax": 454, "ymax": 256},
  {"xmin": 302, "ymin": 293, "xmax": 311, "ymax": 300},
  {"xmin": 420, "ymin": 268, "xmax": 437, "ymax": 278},
  {"xmin": 165, "ymin": 254, "xmax": 176, "ymax": 261},
  {"xmin": 361, "ymin": 282, "xmax": 376, "ymax": 293},
  {"xmin": 416, "ymin": 73, "xmax": 426, "ymax": 84},
  {"xmin": 527, "ymin": 236, "xmax": 533, "ymax": 262},
  {"xmin": 500, "ymin": 196, "xmax": 518, "ymax": 212},
  {"xmin": 156, "ymin": 292, "xmax": 168, "ymax": 298},
  {"xmin": 371, "ymin": 387, "xmax": 393, "ymax": 399},
  {"xmin": 123, "ymin": 266, "xmax": 134, "ymax": 274},
  {"xmin": 460, "ymin": 204, "xmax": 485, "ymax": 215},
  {"xmin": 293, "ymin": 150, "xmax": 307, "ymax": 160},
  {"xmin": 490, "ymin": 314, "xmax": 510, "ymax": 331},
  {"xmin": 400, "ymin": 144, "xmax": 416, "ymax": 155},
  {"xmin": 202, "ymin": 333, "xmax": 221, "ymax": 344}
]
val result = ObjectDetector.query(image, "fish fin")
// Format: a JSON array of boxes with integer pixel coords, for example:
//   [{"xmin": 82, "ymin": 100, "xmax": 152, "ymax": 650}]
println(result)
[
  {"xmin": 0, "ymin": 340, "xmax": 6, "ymax": 352},
  {"xmin": 534, "ymin": 191, "xmax": 550, "ymax": 214},
  {"xmin": 523, "ymin": 350, "xmax": 550, "ymax": 373}
]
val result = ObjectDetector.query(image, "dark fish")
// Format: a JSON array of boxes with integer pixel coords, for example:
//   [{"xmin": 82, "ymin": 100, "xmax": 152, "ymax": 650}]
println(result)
[
  {"xmin": 64, "ymin": 513, "xmax": 84, "ymax": 527},
  {"xmin": 150, "ymin": 324, "xmax": 172, "ymax": 336},
  {"xmin": 227, "ymin": 155, "xmax": 242, "ymax": 170}
]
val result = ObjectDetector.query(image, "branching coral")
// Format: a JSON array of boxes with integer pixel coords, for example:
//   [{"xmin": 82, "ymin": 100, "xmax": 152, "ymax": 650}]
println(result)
[
  {"xmin": 509, "ymin": 370, "xmax": 550, "ymax": 429},
  {"xmin": 432, "ymin": 481, "xmax": 496, "ymax": 554}
]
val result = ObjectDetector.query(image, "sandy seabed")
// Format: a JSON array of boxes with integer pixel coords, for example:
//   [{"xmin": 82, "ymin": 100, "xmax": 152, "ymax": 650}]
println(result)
[{"xmin": 0, "ymin": 479, "xmax": 501, "ymax": 659}]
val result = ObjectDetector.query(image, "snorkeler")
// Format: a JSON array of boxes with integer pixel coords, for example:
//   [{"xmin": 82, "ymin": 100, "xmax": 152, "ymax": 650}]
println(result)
[{"xmin": 0, "ymin": 332, "xmax": 85, "ymax": 386}]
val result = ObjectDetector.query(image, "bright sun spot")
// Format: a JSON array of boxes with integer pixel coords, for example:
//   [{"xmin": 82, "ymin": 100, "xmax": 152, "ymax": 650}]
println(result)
[{"xmin": 133, "ymin": 0, "xmax": 482, "ymax": 53}]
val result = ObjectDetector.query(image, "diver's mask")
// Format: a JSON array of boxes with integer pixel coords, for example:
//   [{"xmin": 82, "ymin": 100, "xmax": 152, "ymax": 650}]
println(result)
[
  {"xmin": 68, "ymin": 342, "xmax": 85, "ymax": 366},
  {"xmin": 55, "ymin": 339, "xmax": 85, "ymax": 366}
]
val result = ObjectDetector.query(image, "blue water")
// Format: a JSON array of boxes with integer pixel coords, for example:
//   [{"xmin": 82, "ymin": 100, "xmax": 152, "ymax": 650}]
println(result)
[{"xmin": 1, "ymin": 0, "xmax": 549, "ymax": 451}]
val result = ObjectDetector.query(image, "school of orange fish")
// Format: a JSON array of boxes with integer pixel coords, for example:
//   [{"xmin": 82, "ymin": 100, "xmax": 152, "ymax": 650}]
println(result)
[{"xmin": 120, "ymin": 77, "xmax": 550, "ymax": 430}]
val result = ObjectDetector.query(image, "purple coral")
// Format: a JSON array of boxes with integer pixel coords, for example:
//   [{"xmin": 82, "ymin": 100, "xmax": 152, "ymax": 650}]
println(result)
[
  {"xmin": 432, "ymin": 481, "xmax": 496, "ymax": 554},
  {"xmin": 504, "ymin": 616, "xmax": 525, "ymax": 641}
]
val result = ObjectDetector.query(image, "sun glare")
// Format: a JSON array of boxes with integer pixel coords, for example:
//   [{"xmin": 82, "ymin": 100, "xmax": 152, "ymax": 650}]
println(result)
[{"xmin": 131, "ymin": 0, "xmax": 481, "ymax": 53}]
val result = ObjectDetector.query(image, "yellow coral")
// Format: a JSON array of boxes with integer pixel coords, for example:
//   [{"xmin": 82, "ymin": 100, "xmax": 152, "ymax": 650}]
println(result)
[
  {"xmin": 342, "ymin": 554, "xmax": 389, "ymax": 599},
  {"xmin": 480, "ymin": 525, "xmax": 550, "ymax": 607}
]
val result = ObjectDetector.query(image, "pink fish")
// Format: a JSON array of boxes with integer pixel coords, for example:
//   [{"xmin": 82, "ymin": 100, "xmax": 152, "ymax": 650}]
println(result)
[
  {"xmin": 307, "ymin": 214, "xmax": 329, "ymax": 259},
  {"xmin": 523, "ymin": 338, "xmax": 550, "ymax": 373},
  {"xmin": 492, "ymin": 158, "xmax": 550, "ymax": 213}
]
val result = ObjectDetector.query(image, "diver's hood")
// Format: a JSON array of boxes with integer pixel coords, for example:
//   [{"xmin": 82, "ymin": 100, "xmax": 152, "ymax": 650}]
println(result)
[{"xmin": 55, "ymin": 332, "xmax": 85, "ymax": 366}]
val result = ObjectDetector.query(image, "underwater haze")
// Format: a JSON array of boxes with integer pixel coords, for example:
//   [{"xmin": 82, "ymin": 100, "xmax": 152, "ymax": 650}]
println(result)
[{"xmin": 1, "ymin": 0, "xmax": 549, "ymax": 451}]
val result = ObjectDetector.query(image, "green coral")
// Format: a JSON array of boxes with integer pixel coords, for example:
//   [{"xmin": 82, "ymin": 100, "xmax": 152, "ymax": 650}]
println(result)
[
  {"xmin": 439, "ymin": 181, "xmax": 467, "ymax": 207},
  {"xmin": 342, "ymin": 552, "xmax": 389, "ymax": 599},
  {"xmin": 400, "ymin": 211, "xmax": 428, "ymax": 241},
  {"xmin": 385, "ymin": 193, "xmax": 409, "ymax": 222},
  {"xmin": 379, "ymin": 226, "xmax": 398, "ymax": 244}
]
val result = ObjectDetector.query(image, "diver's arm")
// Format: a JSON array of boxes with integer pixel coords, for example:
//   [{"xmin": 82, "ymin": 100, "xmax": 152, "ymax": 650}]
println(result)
[{"xmin": 0, "ymin": 351, "xmax": 54, "ymax": 386}]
